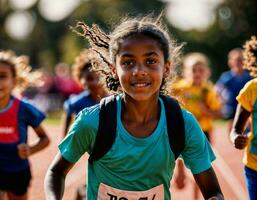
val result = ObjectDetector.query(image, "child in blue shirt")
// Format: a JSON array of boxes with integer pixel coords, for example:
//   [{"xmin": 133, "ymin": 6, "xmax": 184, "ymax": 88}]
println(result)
[
  {"xmin": 62, "ymin": 49, "xmax": 108, "ymax": 137},
  {"xmin": 0, "ymin": 51, "xmax": 49, "ymax": 200},
  {"xmin": 216, "ymin": 48, "xmax": 252, "ymax": 133},
  {"xmin": 45, "ymin": 16, "xmax": 223, "ymax": 200}
]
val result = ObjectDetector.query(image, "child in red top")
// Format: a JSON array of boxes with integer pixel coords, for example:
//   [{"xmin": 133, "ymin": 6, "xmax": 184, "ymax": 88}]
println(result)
[{"xmin": 0, "ymin": 51, "xmax": 50, "ymax": 200}]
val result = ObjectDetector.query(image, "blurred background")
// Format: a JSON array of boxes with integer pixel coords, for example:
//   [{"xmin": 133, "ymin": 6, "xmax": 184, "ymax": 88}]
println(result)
[
  {"xmin": 1, "ymin": 0, "xmax": 257, "ymax": 78},
  {"xmin": 1, "ymin": 1, "xmax": 256, "ymax": 199},
  {"xmin": 0, "ymin": 0, "xmax": 257, "ymax": 113}
]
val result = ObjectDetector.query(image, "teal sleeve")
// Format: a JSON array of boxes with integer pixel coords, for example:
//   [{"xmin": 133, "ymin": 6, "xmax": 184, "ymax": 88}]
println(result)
[
  {"xmin": 58, "ymin": 105, "xmax": 99, "ymax": 163},
  {"xmin": 181, "ymin": 109, "xmax": 216, "ymax": 174}
]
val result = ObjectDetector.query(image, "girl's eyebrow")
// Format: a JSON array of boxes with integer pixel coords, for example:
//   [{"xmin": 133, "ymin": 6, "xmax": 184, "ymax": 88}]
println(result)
[
  {"xmin": 144, "ymin": 52, "xmax": 159, "ymax": 57},
  {"xmin": 120, "ymin": 52, "xmax": 159, "ymax": 58},
  {"xmin": 120, "ymin": 53, "xmax": 134, "ymax": 58}
]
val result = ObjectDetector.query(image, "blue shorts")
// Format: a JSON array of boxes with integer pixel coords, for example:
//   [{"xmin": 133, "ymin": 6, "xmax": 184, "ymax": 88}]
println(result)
[
  {"xmin": 244, "ymin": 166, "xmax": 257, "ymax": 200},
  {"xmin": 0, "ymin": 167, "xmax": 32, "ymax": 196}
]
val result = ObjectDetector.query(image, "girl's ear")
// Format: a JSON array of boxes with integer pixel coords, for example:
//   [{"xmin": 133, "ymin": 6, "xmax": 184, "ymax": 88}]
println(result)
[
  {"xmin": 109, "ymin": 64, "xmax": 118, "ymax": 79},
  {"xmin": 163, "ymin": 61, "xmax": 171, "ymax": 78}
]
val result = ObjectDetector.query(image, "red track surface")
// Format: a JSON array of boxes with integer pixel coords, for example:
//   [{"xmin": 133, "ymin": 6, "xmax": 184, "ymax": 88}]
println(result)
[{"xmin": 27, "ymin": 122, "xmax": 248, "ymax": 200}]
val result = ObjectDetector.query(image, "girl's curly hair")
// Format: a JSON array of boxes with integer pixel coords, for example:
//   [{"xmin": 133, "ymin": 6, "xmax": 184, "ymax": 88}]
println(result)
[
  {"xmin": 243, "ymin": 36, "xmax": 257, "ymax": 77},
  {"xmin": 0, "ymin": 50, "xmax": 42, "ymax": 92},
  {"xmin": 72, "ymin": 49, "xmax": 102, "ymax": 83},
  {"xmin": 72, "ymin": 14, "xmax": 182, "ymax": 94}
]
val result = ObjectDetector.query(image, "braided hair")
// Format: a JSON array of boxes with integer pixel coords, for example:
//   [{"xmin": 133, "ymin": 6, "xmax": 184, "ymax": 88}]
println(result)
[
  {"xmin": 243, "ymin": 36, "xmax": 257, "ymax": 77},
  {"xmin": 72, "ymin": 15, "xmax": 182, "ymax": 94}
]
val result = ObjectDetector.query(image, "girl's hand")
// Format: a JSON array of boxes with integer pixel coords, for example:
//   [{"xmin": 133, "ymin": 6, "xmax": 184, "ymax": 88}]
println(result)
[
  {"xmin": 230, "ymin": 131, "xmax": 248, "ymax": 149},
  {"xmin": 17, "ymin": 143, "xmax": 31, "ymax": 159}
]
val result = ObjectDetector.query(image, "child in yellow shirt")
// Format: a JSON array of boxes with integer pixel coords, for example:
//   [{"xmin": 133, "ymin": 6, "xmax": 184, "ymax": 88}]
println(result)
[
  {"xmin": 230, "ymin": 36, "xmax": 257, "ymax": 200},
  {"xmin": 172, "ymin": 52, "xmax": 221, "ymax": 141},
  {"xmin": 172, "ymin": 52, "xmax": 221, "ymax": 199}
]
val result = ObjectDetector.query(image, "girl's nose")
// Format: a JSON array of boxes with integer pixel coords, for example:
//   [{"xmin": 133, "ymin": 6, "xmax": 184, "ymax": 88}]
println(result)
[{"xmin": 132, "ymin": 63, "xmax": 147, "ymax": 76}]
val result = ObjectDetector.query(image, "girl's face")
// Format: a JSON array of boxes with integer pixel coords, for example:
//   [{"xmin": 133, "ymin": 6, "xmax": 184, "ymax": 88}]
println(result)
[
  {"xmin": 0, "ymin": 62, "xmax": 16, "ymax": 100},
  {"xmin": 191, "ymin": 63, "xmax": 209, "ymax": 85},
  {"xmin": 113, "ymin": 34, "xmax": 170, "ymax": 101},
  {"xmin": 228, "ymin": 51, "xmax": 243, "ymax": 74},
  {"xmin": 80, "ymin": 70, "xmax": 103, "ymax": 94}
]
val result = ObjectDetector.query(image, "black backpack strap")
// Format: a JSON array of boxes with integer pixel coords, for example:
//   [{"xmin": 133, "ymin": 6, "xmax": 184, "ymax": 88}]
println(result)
[
  {"xmin": 88, "ymin": 95, "xmax": 117, "ymax": 164},
  {"xmin": 160, "ymin": 95, "xmax": 185, "ymax": 160}
]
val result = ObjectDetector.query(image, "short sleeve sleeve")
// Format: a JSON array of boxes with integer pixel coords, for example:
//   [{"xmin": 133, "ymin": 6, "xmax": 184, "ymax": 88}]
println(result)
[
  {"xmin": 58, "ymin": 106, "xmax": 99, "ymax": 163},
  {"xmin": 181, "ymin": 110, "xmax": 216, "ymax": 174},
  {"xmin": 63, "ymin": 99, "xmax": 74, "ymax": 116},
  {"xmin": 22, "ymin": 101, "xmax": 46, "ymax": 128},
  {"xmin": 236, "ymin": 80, "xmax": 255, "ymax": 112}
]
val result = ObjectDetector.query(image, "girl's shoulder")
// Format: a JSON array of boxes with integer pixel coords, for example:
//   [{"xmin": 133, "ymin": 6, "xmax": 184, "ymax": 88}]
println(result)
[
  {"xmin": 181, "ymin": 108, "xmax": 195, "ymax": 124},
  {"xmin": 181, "ymin": 108, "xmax": 202, "ymax": 136},
  {"xmin": 172, "ymin": 79, "xmax": 190, "ymax": 89},
  {"xmin": 238, "ymin": 78, "xmax": 257, "ymax": 96},
  {"xmin": 67, "ymin": 90, "xmax": 90, "ymax": 104},
  {"xmin": 245, "ymin": 78, "xmax": 257, "ymax": 89},
  {"xmin": 75, "ymin": 103, "xmax": 101, "ymax": 128},
  {"xmin": 18, "ymin": 96, "xmax": 41, "ymax": 110}
]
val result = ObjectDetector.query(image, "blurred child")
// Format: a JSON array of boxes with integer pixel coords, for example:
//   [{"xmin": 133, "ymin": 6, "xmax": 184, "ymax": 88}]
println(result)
[
  {"xmin": 0, "ymin": 51, "xmax": 49, "ymax": 200},
  {"xmin": 45, "ymin": 16, "xmax": 223, "ymax": 200},
  {"xmin": 230, "ymin": 36, "xmax": 257, "ymax": 200},
  {"xmin": 62, "ymin": 49, "xmax": 108, "ymax": 137},
  {"xmin": 216, "ymin": 48, "xmax": 252, "ymax": 133},
  {"xmin": 54, "ymin": 63, "xmax": 82, "ymax": 100},
  {"xmin": 173, "ymin": 52, "xmax": 221, "ymax": 142},
  {"xmin": 172, "ymin": 52, "xmax": 221, "ymax": 199}
]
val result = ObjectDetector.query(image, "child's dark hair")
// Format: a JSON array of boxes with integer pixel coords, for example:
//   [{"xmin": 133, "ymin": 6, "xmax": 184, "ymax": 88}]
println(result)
[
  {"xmin": 72, "ymin": 49, "xmax": 101, "ymax": 83},
  {"xmin": 0, "ymin": 50, "xmax": 42, "ymax": 92},
  {"xmin": 243, "ymin": 36, "xmax": 257, "ymax": 77},
  {"xmin": 73, "ymin": 15, "xmax": 182, "ymax": 94}
]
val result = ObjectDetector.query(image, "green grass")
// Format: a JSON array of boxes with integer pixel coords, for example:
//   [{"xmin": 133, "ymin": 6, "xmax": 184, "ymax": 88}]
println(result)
[{"xmin": 44, "ymin": 110, "xmax": 63, "ymax": 126}]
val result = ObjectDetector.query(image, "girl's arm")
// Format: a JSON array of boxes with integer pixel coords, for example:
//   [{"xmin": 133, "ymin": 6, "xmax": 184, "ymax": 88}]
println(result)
[
  {"xmin": 62, "ymin": 113, "xmax": 73, "ymax": 138},
  {"xmin": 18, "ymin": 125, "xmax": 50, "ymax": 159},
  {"xmin": 230, "ymin": 104, "xmax": 251, "ymax": 149},
  {"xmin": 45, "ymin": 153, "xmax": 74, "ymax": 200},
  {"xmin": 193, "ymin": 167, "xmax": 223, "ymax": 200}
]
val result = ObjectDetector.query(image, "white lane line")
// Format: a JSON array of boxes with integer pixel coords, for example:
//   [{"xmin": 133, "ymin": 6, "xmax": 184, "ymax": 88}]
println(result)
[{"xmin": 212, "ymin": 147, "xmax": 248, "ymax": 200}]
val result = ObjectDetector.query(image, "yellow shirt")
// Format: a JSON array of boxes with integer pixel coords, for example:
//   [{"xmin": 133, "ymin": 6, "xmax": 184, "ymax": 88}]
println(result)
[
  {"xmin": 236, "ymin": 78, "xmax": 257, "ymax": 171},
  {"xmin": 172, "ymin": 79, "xmax": 221, "ymax": 132}
]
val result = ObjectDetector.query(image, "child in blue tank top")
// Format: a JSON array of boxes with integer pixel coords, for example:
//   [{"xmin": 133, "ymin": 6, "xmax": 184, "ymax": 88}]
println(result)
[
  {"xmin": 0, "ymin": 51, "xmax": 50, "ymax": 200},
  {"xmin": 45, "ymin": 15, "xmax": 223, "ymax": 200},
  {"xmin": 62, "ymin": 49, "xmax": 108, "ymax": 137}
]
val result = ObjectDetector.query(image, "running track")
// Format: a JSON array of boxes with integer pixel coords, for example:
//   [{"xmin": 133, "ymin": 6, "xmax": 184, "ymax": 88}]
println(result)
[{"xmin": 27, "ymin": 122, "xmax": 248, "ymax": 200}]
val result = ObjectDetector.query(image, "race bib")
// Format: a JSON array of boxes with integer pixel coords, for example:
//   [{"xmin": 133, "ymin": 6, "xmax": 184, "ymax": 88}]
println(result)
[{"xmin": 97, "ymin": 183, "xmax": 164, "ymax": 200}]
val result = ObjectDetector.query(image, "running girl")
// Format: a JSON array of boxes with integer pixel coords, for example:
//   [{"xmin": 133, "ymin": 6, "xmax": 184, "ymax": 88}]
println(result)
[
  {"xmin": 62, "ymin": 49, "xmax": 108, "ymax": 137},
  {"xmin": 172, "ymin": 52, "xmax": 222, "ymax": 199},
  {"xmin": 0, "ymin": 51, "xmax": 50, "ymax": 200},
  {"xmin": 172, "ymin": 52, "xmax": 221, "ymax": 142},
  {"xmin": 45, "ymin": 16, "xmax": 223, "ymax": 200},
  {"xmin": 230, "ymin": 36, "xmax": 257, "ymax": 200}
]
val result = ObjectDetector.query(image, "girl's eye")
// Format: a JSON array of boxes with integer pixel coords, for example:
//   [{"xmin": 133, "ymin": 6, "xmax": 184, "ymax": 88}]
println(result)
[
  {"xmin": 122, "ymin": 61, "xmax": 134, "ymax": 66},
  {"xmin": 0, "ymin": 75, "xmax": 8, "ymax": 79},
  {"xmin": 146, "ymin": 59, "xmax": 157, "ymax": 65}
]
